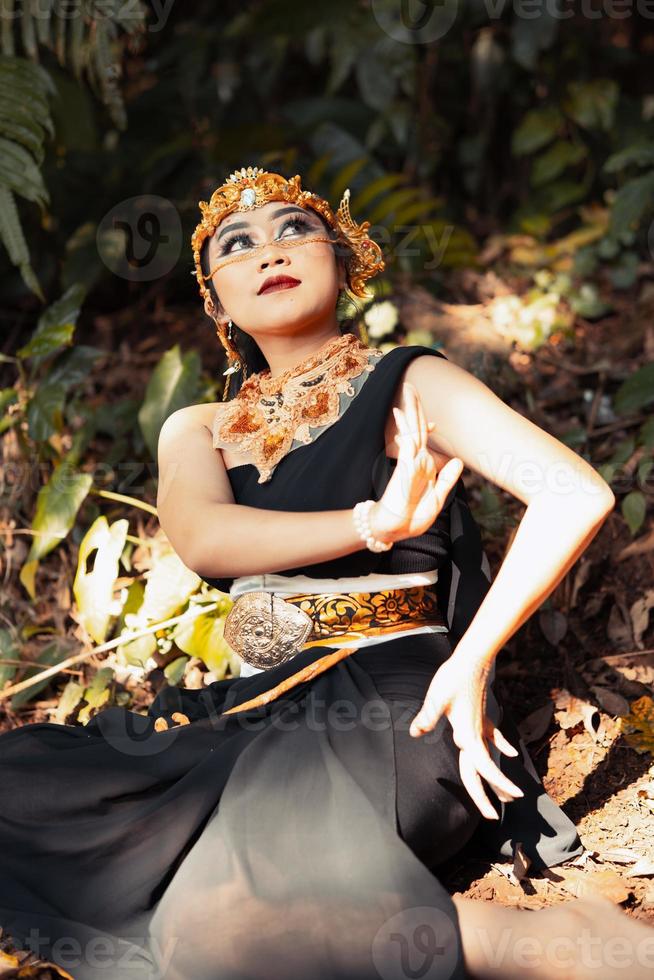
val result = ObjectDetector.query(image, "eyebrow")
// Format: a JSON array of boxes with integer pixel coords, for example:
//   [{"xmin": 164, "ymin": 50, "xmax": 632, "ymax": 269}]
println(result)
[{"xmin": 215, "ymin": 205, "xmax": 315, "ymax": 243}]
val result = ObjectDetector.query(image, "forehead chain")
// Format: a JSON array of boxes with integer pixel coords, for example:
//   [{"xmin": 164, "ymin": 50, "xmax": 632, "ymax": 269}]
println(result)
[{"xmin": 201, "ymin": 232, "xmax": 336, "ymax": 281}]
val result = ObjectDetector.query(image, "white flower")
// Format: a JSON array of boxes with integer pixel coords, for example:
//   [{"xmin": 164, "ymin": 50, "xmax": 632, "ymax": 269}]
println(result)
[{"xmin": 363, "ymin": 300, "xmax": 399, "ymax": 339}]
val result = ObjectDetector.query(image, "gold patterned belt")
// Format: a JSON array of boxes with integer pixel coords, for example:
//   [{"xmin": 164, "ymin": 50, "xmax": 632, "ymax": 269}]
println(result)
[{"xmin": 223, "ymin": 585, "xmax": 447, "ymax": 671}]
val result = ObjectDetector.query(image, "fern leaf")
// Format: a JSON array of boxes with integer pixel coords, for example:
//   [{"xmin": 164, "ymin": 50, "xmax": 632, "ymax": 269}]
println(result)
[
  {"xmin": 0, "ymin": 183, "xmax": 44, "ymax": 300},
  {"xmin": 0, "ymin": 136, "xmax": 49, "ymax": 208}
]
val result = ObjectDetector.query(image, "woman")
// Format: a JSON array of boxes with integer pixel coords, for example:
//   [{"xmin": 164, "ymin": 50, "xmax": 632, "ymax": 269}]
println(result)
[{"xmin": 0, "ymin": 166, "xmax": 651, "ymax": 980}]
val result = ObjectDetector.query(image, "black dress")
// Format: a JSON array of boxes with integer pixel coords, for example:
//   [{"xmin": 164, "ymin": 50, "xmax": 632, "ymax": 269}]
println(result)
[{"xmin": 0, "ymin": 344, "xmax": 583, "ymax": 980}]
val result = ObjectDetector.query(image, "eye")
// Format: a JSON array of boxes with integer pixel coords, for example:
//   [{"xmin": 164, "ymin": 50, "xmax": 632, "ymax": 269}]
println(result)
[
  {"xmin": 218, "ymin": 214, "xmax": 315, "ymax": 256},
  {"xmin": 278, "ymin": 215, "xmax": 312, "ymax": 238},
  {"xmin": 218, "ymin": 230, "xmax": 254, "ymax": 256}
]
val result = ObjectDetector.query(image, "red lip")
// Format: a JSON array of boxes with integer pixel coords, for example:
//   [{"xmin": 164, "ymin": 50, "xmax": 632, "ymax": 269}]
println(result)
[{"xmin": 258, "ymin": 275, "xmax": 301, "ymax": 295}]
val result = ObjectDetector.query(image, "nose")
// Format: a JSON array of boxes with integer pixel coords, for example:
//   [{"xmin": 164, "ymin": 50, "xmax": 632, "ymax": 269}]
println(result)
[{"xmin": 258, "ymin": 240, "xmax": 291, "ymax": 271}]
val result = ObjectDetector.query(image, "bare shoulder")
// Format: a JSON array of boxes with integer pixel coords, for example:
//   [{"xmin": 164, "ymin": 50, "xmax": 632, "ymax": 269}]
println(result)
[
  {"xmin": 403, "ymin": 351, "xmax": 470, "ymax": 386},
  {"xmin": 159, "ymin": 402, "xmax": 222, "ymax": 441},
  {"xmin": 157, "ymin": 402, "xmax": 232, "ymax": 481}
]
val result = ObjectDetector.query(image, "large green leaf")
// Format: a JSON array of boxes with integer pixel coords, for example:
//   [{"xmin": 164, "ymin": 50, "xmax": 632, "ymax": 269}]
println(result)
[
  {"xmin": 329, "ymin": 156, "xmax": 368, "ymax": 201},
  {"xmin": 614, "ymin": 363, "xmax": 654, "ymax": 415},
  {"xmin": 77, "ymin": 667, "xmax": 115, "ymax": 725},
  {"xmin": 351, "ymin": 173, "xmax": 410, "ymax": 212},
  {"xmin": 139, "ymin": 552, "xmax": 201, "ymax": 624},
  {"xmin": 11, "ymin": 639, "xmax": 74, "ymax": 709},
  {"xmin": 565, "ymin": 79, "xmax": 619, "ymax": 131},
  {"xmin": 603, "ymin": 141, "xmax": 654, "ymax": 173},
  {"xmin": 26, "ymin": 458, "xmax": 93, "ymax": 564},
  {"xmin": 366, "ymin": 188, "xmax": 423, "ymax": 225},
  {"xmin": 17, "ymin": 283, "xmax": 86, "ymax": 368},
  {"xmin": 138, "ymin": 345, "xmax": 202, "ymax": 461},
  {"xmin": 172, "ymin": 607, "xmax": 234, "ymax": 676},
  {"xmin": 538, "ymin": 179, "xmax": 588, "ymax": 213},
  {"xmin": 73, "ymin": 516, "xmax": 129, "ymax": 645},
  {"xmin": 638, "ymin": 417, "xmax": 654, "ymax": 450},
  {"xmin": 512, "ymin": 107, "xmax": 563, "ymax": 156},
  {"xmin": 26, "ymin": 379, "xmax": 67, "ymax": 441},
  {"xmin": 531, "ymin": 140, "xmax": 586, "ymax": 187},
  {"xmin": 23, "ymin": 334, "xmax": 100, "ymax": 445},
  {"xmin": 0, "ymin": 627, "xmax": 20, "ymax": 688},
  {"xmin": 608, "ymin": 171, "xmax": 654, "ymax": 240},
  {"xmin": 621, "ymin": 491, "xmax": 646, "ymax": 536}
]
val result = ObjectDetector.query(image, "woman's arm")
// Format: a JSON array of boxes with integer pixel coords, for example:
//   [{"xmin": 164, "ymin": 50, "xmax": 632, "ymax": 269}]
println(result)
[
  {"xmin": 402, "ymin": 354, "xmax": 615, "ymax": 673},
  {"xmin": 439, "ymin": 488, "xmax": 611, "ymax": 676},
  {"xmin": 396, "ymin": 358, "xmax": 614, "ymax": 817},
  {"xmin": 156, "ymin": 407, "xmax": 367, "ymax": 578}
]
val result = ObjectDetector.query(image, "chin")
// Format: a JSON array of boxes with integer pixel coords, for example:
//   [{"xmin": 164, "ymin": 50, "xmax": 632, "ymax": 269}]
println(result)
[{"xmin": 267, "ymin": 302, "xmax": 327, "ymax": 327}]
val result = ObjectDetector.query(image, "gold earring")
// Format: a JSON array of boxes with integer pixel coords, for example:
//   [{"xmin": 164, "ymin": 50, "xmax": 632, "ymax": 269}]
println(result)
[{"xmin": 214, "ymin": 319, "xmax": 242, "ymax": 401}]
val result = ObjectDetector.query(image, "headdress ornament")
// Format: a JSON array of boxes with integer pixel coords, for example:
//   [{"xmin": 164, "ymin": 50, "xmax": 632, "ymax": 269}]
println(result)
[{"xmin": 190, "ymin": 166, "xmax": 385, "ymax": 398}]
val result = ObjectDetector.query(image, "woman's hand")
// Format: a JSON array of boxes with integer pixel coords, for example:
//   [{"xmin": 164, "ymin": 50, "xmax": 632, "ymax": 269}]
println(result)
[
  {"xmin": 409, "ymin": 657, "xmax": 524, "ymax": 820},
  {"xmin": 370, "ymin": 381, "xmax": 464, "ymax": 543}
]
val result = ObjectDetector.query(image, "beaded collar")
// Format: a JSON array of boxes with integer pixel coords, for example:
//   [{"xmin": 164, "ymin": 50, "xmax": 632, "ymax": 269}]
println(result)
[{"xmin": 212, "ymin": 332, "xmax": 383, "ymax": 483}]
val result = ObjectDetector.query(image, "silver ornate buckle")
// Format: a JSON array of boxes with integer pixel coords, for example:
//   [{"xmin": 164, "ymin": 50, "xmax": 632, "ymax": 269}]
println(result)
[{"xmin": 223, "ymin": 590, "xmax": 314, "ymax": 670}]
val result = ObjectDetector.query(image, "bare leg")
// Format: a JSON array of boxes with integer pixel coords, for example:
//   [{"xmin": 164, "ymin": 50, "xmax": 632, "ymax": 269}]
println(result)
[{"xmin": 453, "ymin": 894, "xmax": 654, "ymax": 980}]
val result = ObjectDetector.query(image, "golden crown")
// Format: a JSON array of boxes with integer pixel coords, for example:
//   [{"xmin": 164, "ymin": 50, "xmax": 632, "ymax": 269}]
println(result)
[{"xmin": 190, "ymin": 166, "xmax": 385, "ymax": 305}]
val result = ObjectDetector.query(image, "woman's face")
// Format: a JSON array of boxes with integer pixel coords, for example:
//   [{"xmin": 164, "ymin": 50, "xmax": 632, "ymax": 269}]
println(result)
[{"xmin": 204, "ymin": 200, "xmax": 346, "ymax": 337}]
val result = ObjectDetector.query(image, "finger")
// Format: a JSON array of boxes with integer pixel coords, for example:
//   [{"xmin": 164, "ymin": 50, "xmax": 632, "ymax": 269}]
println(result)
[
  {"xmin": 400, "ymin": 384, "xmax": 423, "ymax": 451},
  {"xmin": 411, "ymin": 385, "xmax": 430, "ymax": 448},
  {"xmin": 393, "ymin": 407, "xmax": 420, "ymax": 461},
  {"xmin": 430, "ymin": 459, "xmax": 463, "ymax": 511},
  {"xmin": 459, "ymin": 751, "xmax": 499, "ymax": 820},
  {"xmin": 413, "ymin": 392, "xmax": 429, "ymax": 451},
  {"xmin": 474, "ymin": 747, "xmax": 524, "ymax": 800},
  {"xmin": 403, "ymin": 382, "xmax": 426, "ymax": 447},
  {"xmin": 409, "ymin": 695, "xmax": 445, "ymax": 737},
  {"xmin": 435, "ymin": 457, "xmax": 464, "ymax": 496},
  {"xmin": 490, "ymin": 726, "xmax": 520, "ymax": 758},
  {"xmin": 392, "ymin": 408, "xmax": 412, "ymax": 458},
  {"xmin": 417, "ymin": 450, "xmax": 436, "ymax": 480}
]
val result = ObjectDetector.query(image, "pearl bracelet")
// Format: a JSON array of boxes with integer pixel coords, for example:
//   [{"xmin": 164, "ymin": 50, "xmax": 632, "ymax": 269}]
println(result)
[{"xmin": 352, "ymin": 499, "xmax": 393, "ymax": 553}]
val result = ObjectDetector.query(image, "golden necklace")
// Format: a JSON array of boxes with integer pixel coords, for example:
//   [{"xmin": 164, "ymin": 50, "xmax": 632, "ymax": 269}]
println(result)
[{"xmin": 212, "ymin": 332, "xmax": 383, "ymax": 484}]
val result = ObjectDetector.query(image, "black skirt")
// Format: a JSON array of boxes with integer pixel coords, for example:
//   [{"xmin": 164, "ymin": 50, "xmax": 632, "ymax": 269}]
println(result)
[{"xmin": 0, "ymin": 629, "xmax": 582, "ymax": 980}]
